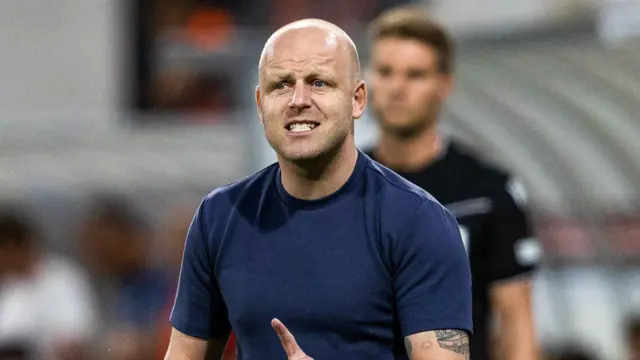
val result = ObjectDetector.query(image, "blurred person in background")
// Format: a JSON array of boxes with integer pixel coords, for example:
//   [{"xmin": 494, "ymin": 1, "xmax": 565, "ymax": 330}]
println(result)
[
  {"xmin": 364, "ymin": 6, "xmax": 540, "ymax": 360},
  {"xmin": 0, "ymin": 206, "xmax": 97, "ymax": 360},
  {"xmin": 79, "ymin": 195, "xmax": 171, "ymax": 360}
]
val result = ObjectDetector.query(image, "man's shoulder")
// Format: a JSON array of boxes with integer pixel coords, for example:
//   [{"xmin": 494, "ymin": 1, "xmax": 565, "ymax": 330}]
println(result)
[
  {"xmin": 362, "ymin": 146, "xmax": 375, "ymax": 159},
  {"xmin": 201, "ymin": 163, "xmax": 279, "ymax": 211},
  {"xmin": 447, "ymin": 141, "xmax": 530, "ymax": 210},
  {"xmin": 448, "ymin": 141, "xmax": 514, "ymax": 188},
  {"xmin": 362, "ymin": 153, "xmax": 444, "ymax": 216}
]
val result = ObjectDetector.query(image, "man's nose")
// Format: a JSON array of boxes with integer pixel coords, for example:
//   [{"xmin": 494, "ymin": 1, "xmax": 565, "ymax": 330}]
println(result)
[
  {"xmin": 388, "ymin": 76, "xmax": 405, "ymax": 97},
  {"xmin": 289, "ymin": 82, "xmax": 312, "ymax": 111}
]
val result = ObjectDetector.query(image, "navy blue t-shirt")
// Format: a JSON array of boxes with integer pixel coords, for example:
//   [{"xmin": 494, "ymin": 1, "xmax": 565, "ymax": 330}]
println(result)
[{"xmin": 170, "ymin": 150, "xmax": 472, "ymax": 360}]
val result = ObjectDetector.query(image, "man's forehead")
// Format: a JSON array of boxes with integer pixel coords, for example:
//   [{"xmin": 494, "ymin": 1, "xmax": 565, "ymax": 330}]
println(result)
[
  {"xmin": 259, "ymin": 20, "xmax": 360, "ymax": 83},
  {"xmin": 263, "ymin": 22, "xmax": 340, "ymax": 54},
  {"xmin": 262, "ymin": 59, "xmax": 343, "ymax": 84},
  {"xmin": 371, "ymin": 38, "xmax": 438, "ymax": 64},
  {"xmin": 262, "ymin": 37, "xmax": 344, "ymax": 77},
  {"xmin": 266, "ymin": 55, "xmax": 337, "ymax": 72},
  {"xmin": 266, "ymin": 30, "xmax": 340, "ymax": 59}
]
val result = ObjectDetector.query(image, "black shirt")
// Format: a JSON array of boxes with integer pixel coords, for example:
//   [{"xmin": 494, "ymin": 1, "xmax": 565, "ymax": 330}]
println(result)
[{"xmin": 366, "ymin": 141, "xmax": 538, "ymax": 360}]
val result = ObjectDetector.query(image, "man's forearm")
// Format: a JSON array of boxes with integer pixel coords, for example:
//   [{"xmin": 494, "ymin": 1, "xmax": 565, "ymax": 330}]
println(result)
[
  {"xmin": 164, "ymin": 328, "xmax": 230, "ymax": 360},
  {"xmin": 491, "ymin": 279, "xmax": 539, "ymax": 360},
  {"xmin": 405, "ymin": 330, "xmax": 469, "ymax": 360},
  {"xmin": 498, "ymin": 317, "xmax": 538, "ymax": 360}
]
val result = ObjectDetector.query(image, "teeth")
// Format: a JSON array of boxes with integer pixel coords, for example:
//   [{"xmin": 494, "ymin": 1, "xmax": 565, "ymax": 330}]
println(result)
[{"xmin": 289, "ymin": 123, "xmax": 316, "ymax": 132}]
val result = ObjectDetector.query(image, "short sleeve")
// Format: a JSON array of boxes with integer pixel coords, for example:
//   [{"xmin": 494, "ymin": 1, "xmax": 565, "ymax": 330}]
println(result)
[
  {"xmin": 170, "ymin": 199, "xmax": 231, "ymax": 339},
  {"xmin": 487, "ymin": 178, "xmax": 541, "ymax": 282},
  {"xmin": 393, "ymin": 201, "xmax": 473, "ymax": 337}
]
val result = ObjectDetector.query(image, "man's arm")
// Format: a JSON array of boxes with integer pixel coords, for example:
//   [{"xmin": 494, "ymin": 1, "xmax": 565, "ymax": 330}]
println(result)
[
  {"xmin": 490, "ymin": 279, "xmax": 538, "ymax": 360},
  {"xmin": 271, "ymin": 319, "xmax": 470, "ymax": 360},
  {"xmin": 488, "ymin": 178, "xmax": 541, "ymax": 360},
  {"xmin": 165, "ymin": 328, "xmax": 230, "ymax": 360},
  {"xmin": 392, "ymin": 201, "xmax": 473, "ymax": 359},
  {"xmin": 405, "ymin": 330, "xmax": 469, "ymax": 360},
  {"xmin": 168, "ymin": 197, "xmax": 233, "ymax": 359}
]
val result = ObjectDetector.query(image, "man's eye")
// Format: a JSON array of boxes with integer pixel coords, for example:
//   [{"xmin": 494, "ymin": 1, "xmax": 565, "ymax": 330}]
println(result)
[
  {"xmin": 376, "ymin": 68, "xmax": 391, "ymax": 77},
  {"xmin": 312, "ymin": 80, "xmax": 327, "ymax": 88},
  {"xmin": 274, "ymin": 82, "xmax": 286, "ymax": 90},
  {"xmin": 407, "ymin": 71, "xmax": 427, "ymax": 80}
]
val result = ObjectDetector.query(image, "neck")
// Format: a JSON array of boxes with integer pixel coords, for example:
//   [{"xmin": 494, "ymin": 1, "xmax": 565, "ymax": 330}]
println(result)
[
  {"xmin": 375, "ymin": 125, "xmax": 443, "ymax": 172},
  {"xmin": 279, "ymin": 138, "xmax": 358, "ymax": 200}
]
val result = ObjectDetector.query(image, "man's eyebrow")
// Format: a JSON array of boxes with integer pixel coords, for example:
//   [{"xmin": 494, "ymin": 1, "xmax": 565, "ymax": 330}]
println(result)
[
  {"xmin": 266, "ymin": 67, "xmax": 337, "ymax": 81},
  {"xmin": 305, "ymin": 71, "xmax": 337, "ymax": 82},
  {"xmin": 265, "ymin": 71, "xmax": 294, "ymax": 81}
]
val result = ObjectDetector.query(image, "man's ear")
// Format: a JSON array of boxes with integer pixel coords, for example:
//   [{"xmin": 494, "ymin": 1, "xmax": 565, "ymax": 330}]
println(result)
[
  {"xmin": 352, "ymin": 79, "xmax": 367, "ymax": 120},
  {"xmin": 255, "ymin": 86, "xmax": 264, "ymax": 124},
  {"xmin": 439, "ymin": 74, "xmax": 455, "ymax": 101}
]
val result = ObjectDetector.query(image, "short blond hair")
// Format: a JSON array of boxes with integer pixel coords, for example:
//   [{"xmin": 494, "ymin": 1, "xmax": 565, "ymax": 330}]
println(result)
[{"xmin": 368, "ymin": 6, "xmax": 454, "ymax": 74}]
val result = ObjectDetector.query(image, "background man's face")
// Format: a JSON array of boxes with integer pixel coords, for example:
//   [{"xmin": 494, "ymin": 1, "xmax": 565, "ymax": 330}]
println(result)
[{"xmin": 369, "ymin": 37, "xmax": 452, "ymax": 136}]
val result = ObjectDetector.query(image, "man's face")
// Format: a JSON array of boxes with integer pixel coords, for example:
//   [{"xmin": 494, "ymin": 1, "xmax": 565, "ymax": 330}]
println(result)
[
  {"xmin": 368, "ymin": 37, "xmax": 452, "ymax": 136},
  {"xmin": 257, "ymin": 28, "xmax": 365, "ymax": 162}
]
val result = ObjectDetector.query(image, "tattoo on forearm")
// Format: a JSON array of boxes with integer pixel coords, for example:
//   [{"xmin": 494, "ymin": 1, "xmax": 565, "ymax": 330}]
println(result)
[
  {"xmin": 404, "ymin": 337, "xmax": 412, "ymax": 358},
  {"xmin": 435, "ymin": 330, "xmax": 469, "ymax": 355},
  {"xmin": 405, "ymin": 330, "xmax": 469, "ymax": 359}
]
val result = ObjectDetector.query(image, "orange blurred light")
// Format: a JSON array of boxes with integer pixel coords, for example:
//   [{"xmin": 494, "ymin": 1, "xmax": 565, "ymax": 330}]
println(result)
[{"xmin": 186, "ymin": 7, "xmax": 235, "ymax": 50}]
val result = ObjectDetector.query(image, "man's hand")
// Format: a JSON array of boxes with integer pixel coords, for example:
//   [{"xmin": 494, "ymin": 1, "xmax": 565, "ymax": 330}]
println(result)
[{"xmin": 271, "ymin": 318, "xmax": 313, "ymax": 360}]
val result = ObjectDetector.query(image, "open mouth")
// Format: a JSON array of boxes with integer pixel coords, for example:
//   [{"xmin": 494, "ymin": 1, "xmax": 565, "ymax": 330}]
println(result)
[{"xmin": 285, "ymin": 121, "xmax": 319, "ymax": 133}]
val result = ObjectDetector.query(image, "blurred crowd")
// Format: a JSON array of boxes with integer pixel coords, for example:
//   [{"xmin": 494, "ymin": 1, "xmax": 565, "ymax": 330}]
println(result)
[{"xmin": 0, "ymin": 195, "xmax": 196, "ymax": 360}]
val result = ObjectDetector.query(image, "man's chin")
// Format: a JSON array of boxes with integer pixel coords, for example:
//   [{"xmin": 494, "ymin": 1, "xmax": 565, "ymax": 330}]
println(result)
[
  {"xmin": 381, "ymin": 120, "xmax": 429, "ymax": 137},
  {"xmin": 277, "ymin": 143, "xmax": 345, "ymax": 166},
  {"xmin": 278, "ymin": 147, "xmax": 324, "ymax": 163}
]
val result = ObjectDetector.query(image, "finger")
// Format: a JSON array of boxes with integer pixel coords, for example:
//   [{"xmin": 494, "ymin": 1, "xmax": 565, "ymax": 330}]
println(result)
[{"xmin": 271, "ymin": 318, "xmax": 303, "ymax": 357}]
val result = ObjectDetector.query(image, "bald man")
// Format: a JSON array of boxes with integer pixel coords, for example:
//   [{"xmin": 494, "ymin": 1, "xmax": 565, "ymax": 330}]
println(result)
[{"xmin": 164, "ymin": 19, "xmax": 472, "ymax": 360}]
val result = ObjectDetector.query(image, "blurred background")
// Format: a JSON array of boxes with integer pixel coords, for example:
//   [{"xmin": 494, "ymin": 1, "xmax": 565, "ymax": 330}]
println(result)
[{"xmin": 0, "ymin": 0, "xmax": 638, "ymax": 359}]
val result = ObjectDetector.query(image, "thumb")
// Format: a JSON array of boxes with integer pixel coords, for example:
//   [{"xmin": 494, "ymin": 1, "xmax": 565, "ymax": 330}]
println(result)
[{"xmin": 271, "ymin": 318, "xmax": 307, "ymax": 358}]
